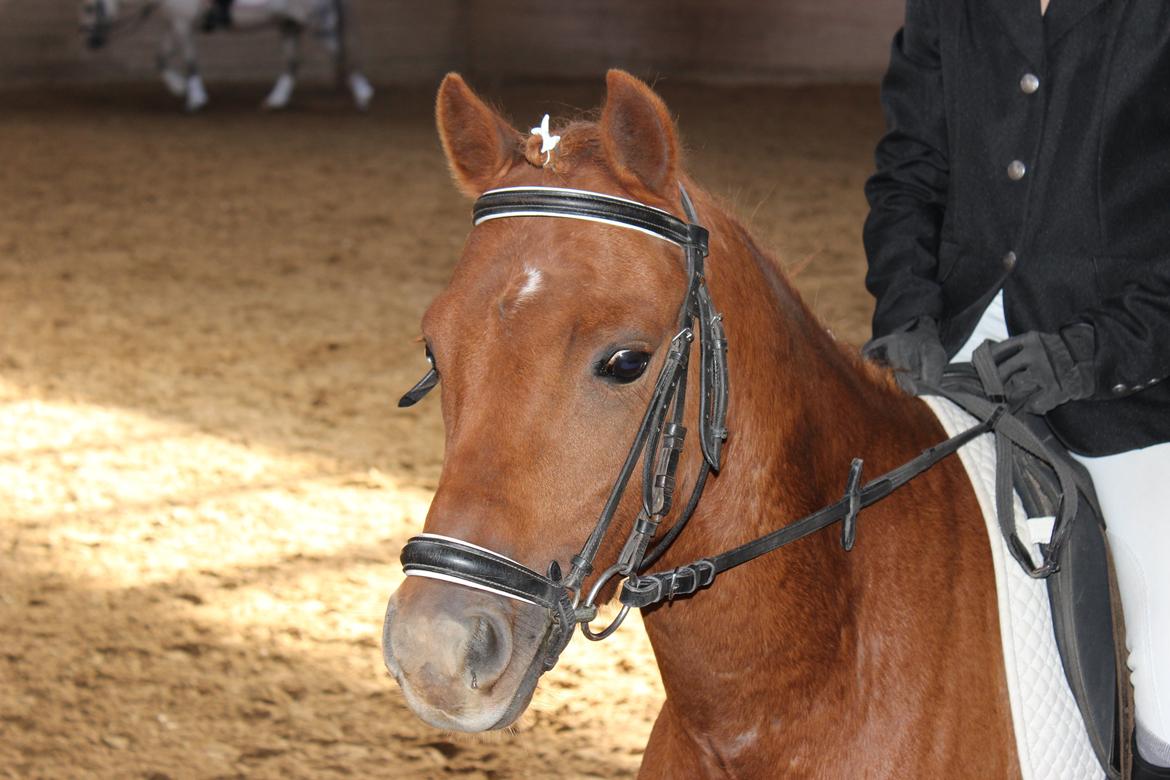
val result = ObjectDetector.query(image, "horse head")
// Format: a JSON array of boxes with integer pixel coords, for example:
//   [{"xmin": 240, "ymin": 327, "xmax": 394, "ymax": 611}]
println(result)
[
  {"xmin": 382, "ymin": 70, "xmax": 725, "ymax": 732},
  {"xmin": 380, "ymin": 72, "xmax": 1022, "ymax": 779}
]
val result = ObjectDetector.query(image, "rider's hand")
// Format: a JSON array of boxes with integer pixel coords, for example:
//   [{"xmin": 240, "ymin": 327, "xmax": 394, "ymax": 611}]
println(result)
[
  {"xmin": 981, "ymin": 324, "xmax": 1096, "ymax": 415},
  {"xmin": 862, "ymin": 316, "xmax": 948, "ymax": 386}
]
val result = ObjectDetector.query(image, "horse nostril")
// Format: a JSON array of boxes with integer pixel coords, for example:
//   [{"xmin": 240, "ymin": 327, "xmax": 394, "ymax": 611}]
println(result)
[{"xmin": 464, "ymin": 612, "xmax": 512, "ymax": 691}]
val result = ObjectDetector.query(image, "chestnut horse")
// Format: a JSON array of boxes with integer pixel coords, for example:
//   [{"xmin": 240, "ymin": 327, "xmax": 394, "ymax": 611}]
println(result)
[{"xmin": 383, "ymin": 71, "xmax": 1019, "ymax": 778}]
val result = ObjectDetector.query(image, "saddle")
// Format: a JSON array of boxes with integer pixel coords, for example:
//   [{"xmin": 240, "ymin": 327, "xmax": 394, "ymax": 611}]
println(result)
[{"xmin": 931, "ymin": 363, "xmax": 1131, "ymax": 780}]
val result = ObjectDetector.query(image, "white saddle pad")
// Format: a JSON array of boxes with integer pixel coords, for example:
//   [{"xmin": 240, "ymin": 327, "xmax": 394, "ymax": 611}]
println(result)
[{"xmin": 922, "ymin": 396, "xmax": 1102, "ymax": 780}]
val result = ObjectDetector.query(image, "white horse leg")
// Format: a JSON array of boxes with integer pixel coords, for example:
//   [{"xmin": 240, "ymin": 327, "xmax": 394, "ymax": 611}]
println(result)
[
  {"xmin": 348, "ymin": 72, "xmax": 373, "ymax": 111},
  {"xmin": 173, "ymin": 20, "xmax": 207, "ymax": 111},
  {"xmin": 263, "ymin": 23, "xmax": 300, "ymax": 110},
  {"xmin": 326, "ymin": 0, "xmax": 373, "ymax": 110},
  {"xmin": 156, "ymin": 28, "xmax": 187, "ymax": 96},
  {"xmin": 186, "ymin": 71, "xmax": 208, "ymax": 112}
]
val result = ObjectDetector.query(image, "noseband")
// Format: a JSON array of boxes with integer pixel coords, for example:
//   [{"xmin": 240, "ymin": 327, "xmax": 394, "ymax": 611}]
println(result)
[{"xmin": 397, "ymin": 184, "xmax": 729, "ymax": 670}]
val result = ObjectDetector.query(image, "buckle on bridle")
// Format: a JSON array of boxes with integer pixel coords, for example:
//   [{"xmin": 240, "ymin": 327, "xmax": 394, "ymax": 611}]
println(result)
[
  {"xmin": 840, "ymin": 458, "xmax": 864, "ymax": 552},
  {"xmin": 619, "ymin": 559, "xmax": 716, "ymax": 609},
  {"xmin": 578, "ymin": 562, "xmax": 634, "ymax": 641}
]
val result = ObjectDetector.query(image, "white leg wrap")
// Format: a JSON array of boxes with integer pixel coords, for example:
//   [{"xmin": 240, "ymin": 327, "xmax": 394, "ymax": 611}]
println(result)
[
  {"xmin": 348, "ymin": 72, "xmax": 373, "ymax": 111},
  {"xmin": 263, "ymin": 73, "xmax": 296, "ymax": 110},
  {"xmin": 185, "ymin": 75, "xmax": 208, "ymax": 112}
]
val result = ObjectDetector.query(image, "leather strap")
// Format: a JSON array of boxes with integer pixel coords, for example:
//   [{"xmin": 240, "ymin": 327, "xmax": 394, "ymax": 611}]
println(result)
[
  {"xmin": 400, "ymin": 534, "xmax": 589, "ymax": 671},
  {"xmin": 397, "ymin": 367, "xmax": 439, "ymax": 408},
  {"xmin": 621, "ymin": 404, "xmax": 1002, "ymax": 608},
  {"xmin": 473, "ymin": 187, "xmax": 709, "ymax": 251},
  {"xmin": 401, "ymin": 534, "xmax": 563, "ymax": 609},
  {"xmin": 1110, "ymin": 540, "xmax": 1135, "ymax": 780}
]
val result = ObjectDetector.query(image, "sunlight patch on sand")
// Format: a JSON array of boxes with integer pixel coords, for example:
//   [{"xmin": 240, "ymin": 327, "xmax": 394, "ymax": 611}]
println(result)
[
  {"xmin": 0, "ymin": 393, "xmax": 431, "ymax": 586},
  {"xmin": 0, "ymin": 384, "xmax": 663, "ymax": 777}
]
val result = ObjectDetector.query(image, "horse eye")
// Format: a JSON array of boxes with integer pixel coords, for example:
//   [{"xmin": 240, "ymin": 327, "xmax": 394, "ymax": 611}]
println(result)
[{"xmin": 598, "ymin": 349, "xmax": 651, "ymax": 383}]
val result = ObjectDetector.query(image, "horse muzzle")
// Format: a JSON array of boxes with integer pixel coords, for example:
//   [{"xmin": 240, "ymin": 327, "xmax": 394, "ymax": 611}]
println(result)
[{"xmin": 382, "ymin": 573, "xmax": 555, "ymax": 732}]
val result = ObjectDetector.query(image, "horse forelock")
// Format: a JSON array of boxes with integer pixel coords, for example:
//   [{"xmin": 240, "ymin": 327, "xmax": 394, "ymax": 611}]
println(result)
[{"xmin": 507, "ymin": 116, "xmax": 687, "ymax": 215}]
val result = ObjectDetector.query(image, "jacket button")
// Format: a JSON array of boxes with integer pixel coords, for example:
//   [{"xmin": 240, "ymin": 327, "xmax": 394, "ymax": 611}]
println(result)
[
  {"xmin": 1020, "ymin": 73, "xmax": 1041, "ymax": 94},
  {"xmin": 1008, "ymin": 160, "xmax": 1027, "ymax": 180},
  {"xmin": 1002, "ymin": 251, "xmax": 1017, "ymax": 270},
  {"xmin": 1112, "ymin": 383, "xmax": 1128, "ymax": 395}
]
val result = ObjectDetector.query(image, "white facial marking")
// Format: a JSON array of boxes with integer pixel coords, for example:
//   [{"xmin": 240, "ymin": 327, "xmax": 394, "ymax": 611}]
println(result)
[{"xmin": 515, "ymin": 266, "xmax": 544, "ymax": 303}]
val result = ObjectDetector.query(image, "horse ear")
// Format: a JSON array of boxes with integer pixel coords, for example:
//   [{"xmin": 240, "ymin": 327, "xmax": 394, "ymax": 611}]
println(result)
[
  {"xmin": 600, "ymin": 70, "xmax": 679, "ymax": 199},
  {"xmin": 436, "ymin": 73, "xmax": 523, "ymax": 197}
]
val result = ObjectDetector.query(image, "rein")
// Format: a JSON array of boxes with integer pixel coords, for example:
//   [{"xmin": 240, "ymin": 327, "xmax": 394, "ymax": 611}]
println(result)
[{"xmin": 394, "ymin": 184, "xmax": 1075, "ymax": 673}]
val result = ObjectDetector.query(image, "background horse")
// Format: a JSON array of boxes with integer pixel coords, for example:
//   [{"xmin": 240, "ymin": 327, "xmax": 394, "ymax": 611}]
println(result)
[
  {"xmin": 382, "ymin": 71, "xmax": 1019, "ymax": 777},
  {"xmin": 79, "ymin": 0, "xmax": 373, "ymax": 112}
]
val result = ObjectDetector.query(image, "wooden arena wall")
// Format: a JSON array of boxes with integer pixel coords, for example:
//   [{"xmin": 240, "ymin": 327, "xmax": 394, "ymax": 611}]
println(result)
[{"xmin": 0, "ymin": 0, "xmax": 903, "ymax": 85}]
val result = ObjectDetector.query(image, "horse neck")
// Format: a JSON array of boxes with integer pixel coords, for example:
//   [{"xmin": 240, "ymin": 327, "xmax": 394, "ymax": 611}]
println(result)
[{"xmin": 640, "ymin": 189, "xmax": 941, "ymax": 734}]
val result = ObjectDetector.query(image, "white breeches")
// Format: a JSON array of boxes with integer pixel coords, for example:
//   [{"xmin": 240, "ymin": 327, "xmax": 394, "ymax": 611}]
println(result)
[{"xmin": 954, "ymin": 291, "xmax": 1170, "ymax": 763}]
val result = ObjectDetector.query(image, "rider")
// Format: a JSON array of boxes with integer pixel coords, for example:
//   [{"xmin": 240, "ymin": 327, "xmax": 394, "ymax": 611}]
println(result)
[
  {"xmin": 861, "ymin": 1, "xmax": 1170, "ymax": 777},
  {"xmin": 202, "ymin": 0, "xmax": 233, "ymax": 31}
]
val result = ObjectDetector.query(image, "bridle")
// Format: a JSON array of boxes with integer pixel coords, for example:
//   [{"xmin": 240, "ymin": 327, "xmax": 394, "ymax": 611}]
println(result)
[
  {"xmin": 393, "ymin": 183, "xmax": 1084, "ymax": 675},
  {"xmin": 397, "ymin": 184, "xmax": 728, "ymax": 669}
]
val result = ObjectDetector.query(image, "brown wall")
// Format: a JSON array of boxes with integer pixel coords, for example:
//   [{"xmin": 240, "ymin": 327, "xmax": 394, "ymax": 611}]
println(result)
[{"xmin": 0, "ymin": 1, "xmax": 902, "ymax": 86}]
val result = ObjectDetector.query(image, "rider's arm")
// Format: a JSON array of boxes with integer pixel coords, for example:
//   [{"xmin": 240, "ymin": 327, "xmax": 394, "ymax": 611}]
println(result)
[{"xmin": 862, "ymin": 0, "xmax": 949, "ymax": 340}]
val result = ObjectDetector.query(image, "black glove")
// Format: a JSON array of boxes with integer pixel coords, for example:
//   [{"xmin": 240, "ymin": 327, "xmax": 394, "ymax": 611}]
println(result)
[
  {"xmin": 980, "ymin": 325, "xmax": 1096, "ymax": 415},
  {"xmin": 862, "ymin": 316, "xmax": 948, "ymax": 386}
]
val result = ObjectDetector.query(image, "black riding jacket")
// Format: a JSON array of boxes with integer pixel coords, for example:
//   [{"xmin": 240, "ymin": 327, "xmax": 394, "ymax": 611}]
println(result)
[{"xmin": 863, "ymin": 0, "xmax": 1170, "ymax": 456}]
